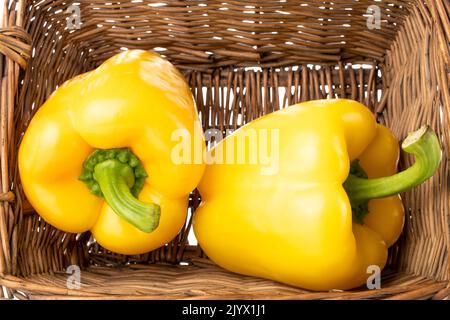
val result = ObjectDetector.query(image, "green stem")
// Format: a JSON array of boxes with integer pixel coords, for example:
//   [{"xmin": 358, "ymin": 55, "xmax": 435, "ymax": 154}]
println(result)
[
  {"xmin": 93, "ymin": 159, "xmax": 160, "ymax": 233},
  {"xmin": 79, "ymin": 149, "xmax": 160, "ymax": 233},
  {"xmin": 344, "ymin": 125, "xmax": 442, "ymax": 203}
]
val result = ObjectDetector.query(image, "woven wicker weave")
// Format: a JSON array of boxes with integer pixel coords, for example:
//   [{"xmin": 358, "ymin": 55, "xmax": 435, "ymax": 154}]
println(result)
[{"xmin": 0, "ymin": 0, "xmax": 449, "ymax": 300}]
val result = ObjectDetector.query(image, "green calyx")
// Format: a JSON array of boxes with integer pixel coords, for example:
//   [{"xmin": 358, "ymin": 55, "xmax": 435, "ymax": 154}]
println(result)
[
  {"xmin": 80, "ymin": 149, "xmax": 147, "ymax": 198},
  {"xmin": 348, "ymin": 160, "xmax": 369, "ymax": 224},
  {"xmin": 79, "ymin": 148, "xmax": 160, "ymax": 233},
  {"xmin": 344, "ymin": 125, "xmax": 442, "ymax": 224}
]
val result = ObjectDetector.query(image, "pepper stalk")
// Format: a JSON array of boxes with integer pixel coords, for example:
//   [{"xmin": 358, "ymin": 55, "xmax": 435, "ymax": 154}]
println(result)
[
  {"xmin": 79, "ymin": 149, "xmax": 160, "ymax": 233},
  {"xmin": 344, "ymin": 125, "xmax": 441, "ymax": 208}
]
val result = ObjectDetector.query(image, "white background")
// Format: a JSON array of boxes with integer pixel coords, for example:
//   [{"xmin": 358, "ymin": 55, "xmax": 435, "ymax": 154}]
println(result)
[{"xmin": 0, "ymin": 1, "xmax": 4, "ymax": 27}]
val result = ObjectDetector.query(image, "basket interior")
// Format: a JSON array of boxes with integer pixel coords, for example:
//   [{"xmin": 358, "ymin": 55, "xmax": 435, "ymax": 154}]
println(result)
[{"xmin": 0, "ymin": 0, "xmax": 449, "ymax": 299}]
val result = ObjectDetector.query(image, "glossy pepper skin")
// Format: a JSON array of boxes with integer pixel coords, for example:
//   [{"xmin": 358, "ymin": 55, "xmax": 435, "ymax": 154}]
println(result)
[
  {"xmin": 193, "ymin": 99, "xmax": 440, "ymax": 291},
  {"xmin": 19, "ymin": 50, "xmax": 205, "ymax": 255}
]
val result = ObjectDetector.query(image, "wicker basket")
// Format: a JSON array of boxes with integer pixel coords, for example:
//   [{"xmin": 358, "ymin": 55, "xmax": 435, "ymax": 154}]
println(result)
[{"xmin": 0, "ymin": 0, "xmax": 449, "ymax": 300}]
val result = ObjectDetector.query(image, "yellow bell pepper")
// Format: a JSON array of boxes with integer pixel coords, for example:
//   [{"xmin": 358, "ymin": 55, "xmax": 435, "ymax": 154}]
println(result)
[
  {"xmin": 193, "ymin": 99, "xmax": 441, "ymax": 291},
  {"xmin": 19, "ymin": 50, "xmax": 205, "ymax": 255}
]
